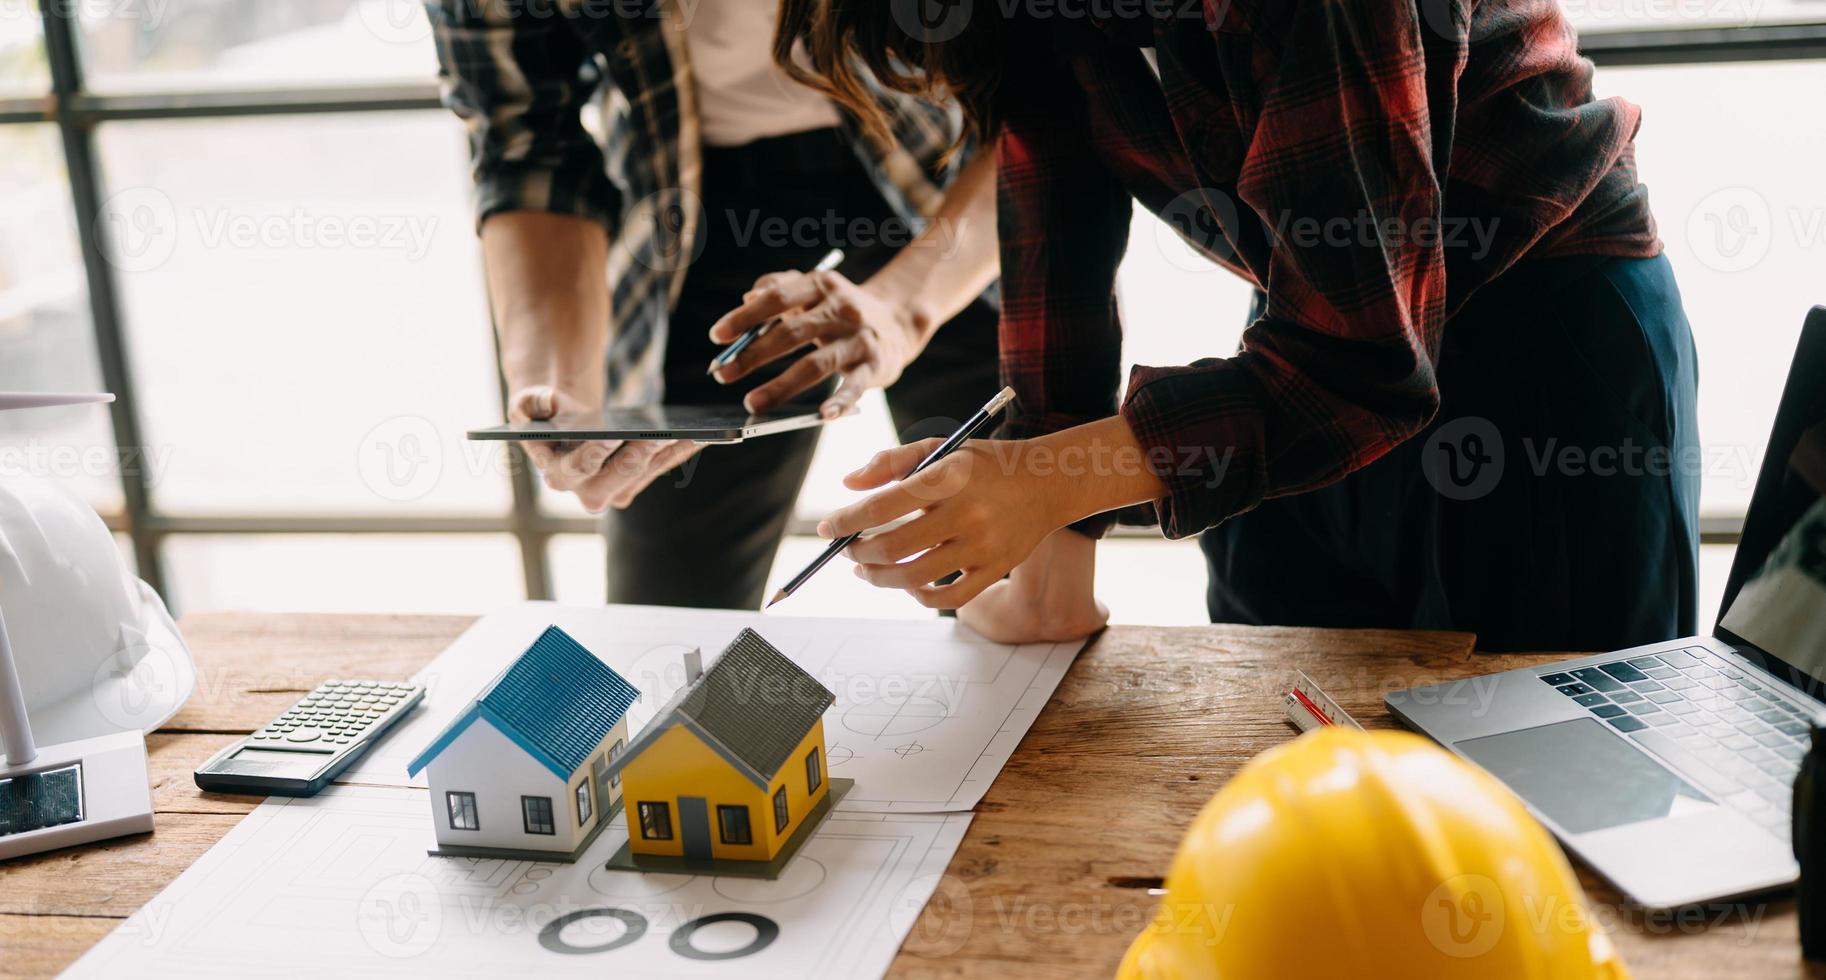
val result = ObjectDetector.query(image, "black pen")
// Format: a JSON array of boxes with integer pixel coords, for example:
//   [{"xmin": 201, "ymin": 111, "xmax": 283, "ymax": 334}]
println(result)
[
  {"xmin": 766, "ymin": 386, "xmax": 1017, "ymax": 609},
  {"xmin": 707, "ymin": 248, "xmax": 845, "ymax": 376}
]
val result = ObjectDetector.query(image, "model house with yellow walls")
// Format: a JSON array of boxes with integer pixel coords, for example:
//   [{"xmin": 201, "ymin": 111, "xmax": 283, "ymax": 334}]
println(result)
[
  {"xmin": 600, "ymin": 627, "xmax": 848, "ymax": 878},
  {"xmin": 406, "ymin": 625, "xmax": 639, "ymax": 862}
]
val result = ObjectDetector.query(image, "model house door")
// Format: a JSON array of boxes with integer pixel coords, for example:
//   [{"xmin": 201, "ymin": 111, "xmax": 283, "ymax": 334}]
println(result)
[
  {"xmin": 590, "ymin": 756, "xmax": 610, "ymax": 807},
  {"xmin": 678, "ymin": 796, "xmax": 712, "ymax": 860}
]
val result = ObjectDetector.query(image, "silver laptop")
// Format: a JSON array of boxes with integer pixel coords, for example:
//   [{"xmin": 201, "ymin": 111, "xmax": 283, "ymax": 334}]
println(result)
[{"xmin": 1390, "ymin": 307, "xmax": 1826, "ymax": 910}]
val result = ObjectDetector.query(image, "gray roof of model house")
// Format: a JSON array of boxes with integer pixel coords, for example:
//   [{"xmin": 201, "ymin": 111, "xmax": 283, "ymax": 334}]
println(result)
[{"xmin": 604, "ymin": 628, "xmax": 834, "ymax": 788}]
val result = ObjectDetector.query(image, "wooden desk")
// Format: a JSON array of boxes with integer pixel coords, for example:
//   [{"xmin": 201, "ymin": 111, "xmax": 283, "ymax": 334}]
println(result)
[{"xmin": 0, "ymin": 614, "xmax": 1804, "ymax": 978}]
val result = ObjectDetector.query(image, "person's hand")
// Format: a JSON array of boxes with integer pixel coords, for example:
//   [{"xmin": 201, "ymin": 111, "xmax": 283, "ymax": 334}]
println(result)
[
  {"xmin": 824, "ymin": 437, "xmax": 1070, "ymax": 608},
  {"xmin": 707, "ymin": 269, "xmax": 929, "ymax": 418},
  {"xmin": 958, "ymin": 529, "xmax": 1109, "ymax": 643},
  {"xmin": 508, "ymin": 385, "xmax": 702, "ymax": 512}
]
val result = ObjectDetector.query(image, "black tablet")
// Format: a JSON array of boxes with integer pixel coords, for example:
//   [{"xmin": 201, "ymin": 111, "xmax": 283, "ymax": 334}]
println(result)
[{"xmin": 467, "ymin": 405, "xmax": 828, "ymax": 444}]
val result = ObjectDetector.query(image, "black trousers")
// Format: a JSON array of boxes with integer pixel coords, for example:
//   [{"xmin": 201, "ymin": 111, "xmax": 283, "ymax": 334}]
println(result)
[
  {"xmin": 1199, "ymin": 254, "xmax": 1702, "ymax": 653},
  {"xmin": 603, "ymin": 129, "xmax": 1000, "ymax": 609}
]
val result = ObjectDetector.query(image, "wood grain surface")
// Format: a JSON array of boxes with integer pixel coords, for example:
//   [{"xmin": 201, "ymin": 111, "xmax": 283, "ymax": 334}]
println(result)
[{"xmin": 0, "ymin": 613, "xmax": 1810, "ymax": 978}]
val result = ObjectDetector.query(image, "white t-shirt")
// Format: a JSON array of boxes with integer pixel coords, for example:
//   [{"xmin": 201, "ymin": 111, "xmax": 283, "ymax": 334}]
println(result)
[{"xmin": 684, "ymin": 0, "xmax": 841, "ymax": 147}]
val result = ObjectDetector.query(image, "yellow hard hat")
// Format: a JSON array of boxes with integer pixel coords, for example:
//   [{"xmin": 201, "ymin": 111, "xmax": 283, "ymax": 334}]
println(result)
[{"xmin": 1117, "ymin": 727, "xmax": 1630, "ymax": 980}]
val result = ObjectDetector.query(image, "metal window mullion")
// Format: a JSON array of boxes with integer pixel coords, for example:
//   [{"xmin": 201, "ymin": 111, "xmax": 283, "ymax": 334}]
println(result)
[{"xmin": 39, "ymin": 0, "xmax": 166, "ymax": 597}]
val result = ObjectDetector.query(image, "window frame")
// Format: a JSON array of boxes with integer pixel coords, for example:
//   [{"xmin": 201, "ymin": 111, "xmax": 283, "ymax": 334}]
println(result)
[
  {"xmin": 522, "ymin": 795, "xmax": 556, "ymax": 836},
  {"xmin": 773, "ymin": 785, "xmax": 789, "ymax": 833},
  {"xmin": 717, "ymin": 804, "xmax": 753, "ymax": 846},
  {"xmin": 575, "ymin": 782, "xmax": 593, "ymax": 826},
  {"xmin": 446, "ymin": 790, "xmax": 479, "ymax": 831},
  {"xmin": 637, "ymin": 801, "xmax": 672, "ymax": 841},
  {"xmin": 806, "ymin": 747, "xmax": 822, "ymax": 794},
  {"xmin": 607, "ymin": 738, "xmax": 624, "ymax": 788}
]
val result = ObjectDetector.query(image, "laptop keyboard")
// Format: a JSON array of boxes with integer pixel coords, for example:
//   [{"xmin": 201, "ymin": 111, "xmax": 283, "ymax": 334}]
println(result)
[{"xmin": 1540, "ymin": 647, "xmax": 1813, "ymax": 837}]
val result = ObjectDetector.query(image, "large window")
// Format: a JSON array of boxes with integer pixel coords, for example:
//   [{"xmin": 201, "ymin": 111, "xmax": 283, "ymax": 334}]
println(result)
[
  {"xmin": 717, "ymin": 804, "xmax": 753, "ymax": 846},
  {"xmin": 522, "ymin": 795, "xmax": 555, "ymax": 836},
  {"xmin": 637, "ymin": 801, "xmax": 671, "ymax": 841},
  {"xmin": 445, "ymin": 790, "xmax": 477, "ymax": 831},
  {"xmin": 3, "ymin": 1, "xmax": 1816, "ymax": 625}
]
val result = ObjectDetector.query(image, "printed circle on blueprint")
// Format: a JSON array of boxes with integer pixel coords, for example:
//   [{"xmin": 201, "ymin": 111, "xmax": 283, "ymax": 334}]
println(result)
[
  {"xmin": 588, "ymin": 863, "xmax": 695, "ymax": 899},
  {"xmin": 841, "ymin": 694, "xmax": 949, "ymax": 738},
  {"xmin": 713, "ymin": 857, "xmax": 827, "ymax": 903}
]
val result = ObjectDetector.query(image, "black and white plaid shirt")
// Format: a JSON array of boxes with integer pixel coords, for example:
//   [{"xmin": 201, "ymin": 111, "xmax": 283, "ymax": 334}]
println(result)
[{"xmin": 426, "ymin": 0, "xmax": 973, "ymax": 405}]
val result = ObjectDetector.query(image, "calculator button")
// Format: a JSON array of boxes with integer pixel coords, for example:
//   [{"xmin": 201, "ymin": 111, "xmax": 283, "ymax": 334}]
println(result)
[{"xmin": 286, "ymin": 728, "xmax": 326, "ymax": 743}]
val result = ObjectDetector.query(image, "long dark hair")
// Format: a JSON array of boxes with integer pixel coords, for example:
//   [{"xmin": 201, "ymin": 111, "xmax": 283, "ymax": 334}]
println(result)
[{"xmin": 773, "ymin": 0, "xmax": 1009, "ymax": 147}]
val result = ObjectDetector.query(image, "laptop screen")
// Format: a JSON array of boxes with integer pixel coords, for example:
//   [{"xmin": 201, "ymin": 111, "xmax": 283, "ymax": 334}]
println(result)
[{"xmin": 1718, "ymin": 310, "xmax": 1826, "ymax": 698}]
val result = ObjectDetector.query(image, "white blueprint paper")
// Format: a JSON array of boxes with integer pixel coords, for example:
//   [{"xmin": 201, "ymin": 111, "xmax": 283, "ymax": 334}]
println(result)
[
  {"xmin": 64, "ymin": 785, "xmax": 971, "ymax": 980},
  {"xmin": 334, "ymin": 602, "xmax": 1086, "ymax": 813}
]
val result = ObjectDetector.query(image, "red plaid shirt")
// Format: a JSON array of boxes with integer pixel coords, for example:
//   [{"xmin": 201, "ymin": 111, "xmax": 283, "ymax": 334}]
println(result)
[{"xmin": 995, "ymin": 2, "xmax": 1661, "ymax": 538}]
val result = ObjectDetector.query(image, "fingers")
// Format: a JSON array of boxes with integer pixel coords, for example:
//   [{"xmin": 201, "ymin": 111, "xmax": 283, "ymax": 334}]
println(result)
[
  {"xmin": 842, "ymin": 438, "xmax": 943, "ymax": 490},
  {"xmin": 706, "ymin": 272, "xmax": 828, "ymax": 344},
  {"xmin": 743, "ymin": 344, "xmax": 847, "ymax": 414},
  {"xmin": 538, "ymin": 439, "xmax": 623, "ymax": 492},
  {"xmin": 509, "ymin": 385, "xmax": 559, "ymax": 422},
  {"xmin": 711, "ymin": 311, "xmax": 822, "ymax": 385},
  {"xmin": 816, "ymin": 481, "xmax": 931, "ymax": 539},
  {"xmin": 608, "ymin": 441, "xmax": 701, "ymax": 509},
  {"xmin": 854, "ymin": 543, "xmax": 968, "ymax": 591},
  {"xmin": 845, "ymin": 506, "xmax": 962, "ymax": 564},
  {"xmin": 819, "ymin": 371, "xmax": 869, "ymax": 420},
  {"xmin": 907, "ymin": 563, "xmax": 1009, "ymax": 609},
  {"xmin": 572, "ymin": 440, "xmax": 671, "ymax": 513}
]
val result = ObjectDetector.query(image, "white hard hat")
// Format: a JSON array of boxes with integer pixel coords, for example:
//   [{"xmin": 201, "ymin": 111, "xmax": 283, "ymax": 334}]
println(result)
[{"xmin": 0, "ymin": 405, "xmax": 194, "ymax": 743}]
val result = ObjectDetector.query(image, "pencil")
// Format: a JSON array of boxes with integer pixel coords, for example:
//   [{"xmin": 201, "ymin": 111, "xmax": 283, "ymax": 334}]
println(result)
[
  {"xmin": 766, "ymin": 386, "xmax": 1017, "ymax": 609},
  {"xmin": 707, "ymin": 248, "xmax": 845, "ymax": 376}
]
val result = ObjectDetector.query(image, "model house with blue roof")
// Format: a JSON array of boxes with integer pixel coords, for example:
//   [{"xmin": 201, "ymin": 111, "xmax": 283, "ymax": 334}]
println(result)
[{"xmin": 406, "ymin": 625, "xmax": 640, "ymax": 862}]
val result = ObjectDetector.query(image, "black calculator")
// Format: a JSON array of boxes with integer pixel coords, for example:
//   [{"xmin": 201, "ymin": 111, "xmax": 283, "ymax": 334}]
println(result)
[{"xmin": 193, "ymin": 679, "xmax": 425, "ymax": 796}]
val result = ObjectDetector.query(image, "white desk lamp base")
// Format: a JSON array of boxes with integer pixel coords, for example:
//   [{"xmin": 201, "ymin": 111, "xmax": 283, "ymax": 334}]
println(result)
[{"xmin": 0, "ymin": 730, "xmax": 154, "ymax": 861}]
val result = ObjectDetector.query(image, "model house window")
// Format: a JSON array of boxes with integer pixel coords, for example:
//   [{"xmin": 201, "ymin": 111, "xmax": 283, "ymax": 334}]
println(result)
[
  {"xmin": 522, "ymin": 796, "xmax": 556, "ymax": 835},
  {"xmin": 638, "ymin": 802, "xmax": 672, "ymax": 840},
  {"xmin": 718, "ymin": 804, "xmax": 753, "ymax": 846},
  {"xmin": 446, "ymin": 791, "xmax": 479, "ymax": 831},
  {"xmin": 773, "ymin": 786, "xmax": 789, "ymax": 833},
  {"xmin": 575, "ymin": 782, "xmax": 593, "ymax": 826},
  {"xmin": 806, "ymin": 747, "xmax": 822, "ymax": 793},
  {"xmin": 607, "ymin": 739, "xmax": 624, "ymax": 788}
]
